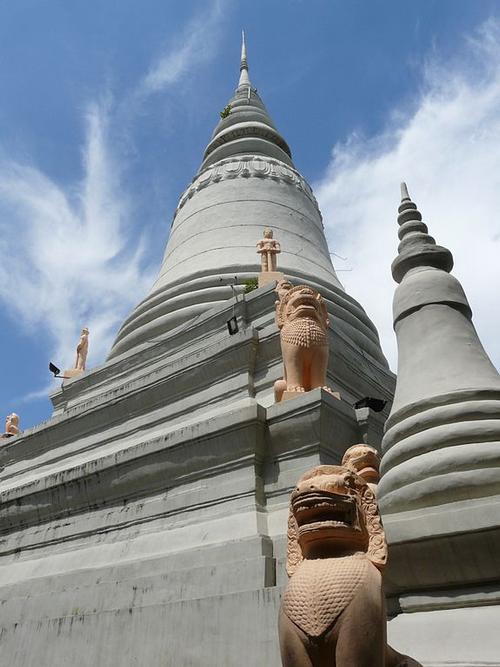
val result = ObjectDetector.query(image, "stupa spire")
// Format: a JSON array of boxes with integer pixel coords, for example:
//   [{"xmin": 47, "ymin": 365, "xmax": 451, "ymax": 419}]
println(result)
[
  {"xmin": 378, "ymin": 183, "xmax": 500, "ymax": 601},
  {"xmin": 199, "ymin": 33, "xmax": 292, "ymax": 170},
  {"xmin": 239, "ymin": 30, "xmax": 250, "ymax": 87}
]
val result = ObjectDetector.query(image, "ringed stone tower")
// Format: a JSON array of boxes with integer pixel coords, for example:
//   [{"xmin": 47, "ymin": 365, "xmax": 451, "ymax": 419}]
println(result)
[{"xmin": 0, "ymin": 38, "xmax": 395, "ymax": 666}]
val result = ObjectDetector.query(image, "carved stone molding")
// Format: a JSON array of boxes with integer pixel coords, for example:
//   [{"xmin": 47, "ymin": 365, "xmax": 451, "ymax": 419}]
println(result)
[{"xmin": 174, "ymin": 155, "xmax": 321, "ymax": 218}]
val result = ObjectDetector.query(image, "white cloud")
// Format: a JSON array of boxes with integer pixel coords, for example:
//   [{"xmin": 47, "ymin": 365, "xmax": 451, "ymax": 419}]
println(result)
[
  {"xmin": 316, "ymin": 18, "xmax": 500, "ymax": 372},
  {"xmin": 140, "ymin": 1, "xmax": 224, "ymax": 94},
  {"xmin": 0, "ymin": 3, "xmax": 227, "ymax": 408},
  {"xmin": 0, "ymin": 98, "xmax": 154, "ymax": 393}
]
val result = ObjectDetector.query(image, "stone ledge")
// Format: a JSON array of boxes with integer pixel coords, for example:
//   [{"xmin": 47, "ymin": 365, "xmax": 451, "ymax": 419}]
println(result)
[{"xmin": 0, "ymin": 400, "xmax": 267, "ymax": 529}]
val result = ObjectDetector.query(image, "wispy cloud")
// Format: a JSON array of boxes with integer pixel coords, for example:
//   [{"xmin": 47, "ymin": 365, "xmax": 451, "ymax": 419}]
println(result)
[
  {"xmin": 316, "ymin": 17, "xmax": 500, "ymax": 371},
  {"xmin": 0, "ymin": 97, "xmax": 154, "ymax": 390},
  {"xmin": 0, "ymin": 3, "xmax": 227, "ymax": 409},
  {"xmin": 140, "ymin": 1, "xmax": 224, "ymax": 95}
]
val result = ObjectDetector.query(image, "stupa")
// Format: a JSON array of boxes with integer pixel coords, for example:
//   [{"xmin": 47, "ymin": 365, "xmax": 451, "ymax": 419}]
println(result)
[
  {"xmin": 381, "ymin": 184, "xmax": 500, "ymax": 665},
  {"xmin": 0, "ymin": 38, "xmax": 396, "ymax": 666}
]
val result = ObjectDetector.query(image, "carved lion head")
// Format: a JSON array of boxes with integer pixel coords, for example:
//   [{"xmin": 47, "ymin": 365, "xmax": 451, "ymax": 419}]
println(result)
[
  {"xmin": 275, "ymin": 283, "xmax": 329, "ymax": 330},
  {"xmin": 342, "ymin": 444, "xmax": 380, "ymax": 485},
  {"xmin": 286, "ymin": 465, "xmax": 387, "ymax": 576}
]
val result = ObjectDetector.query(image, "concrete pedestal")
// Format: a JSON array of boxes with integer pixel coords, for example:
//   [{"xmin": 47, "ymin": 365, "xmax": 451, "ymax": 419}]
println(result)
[{"xmin": 258, "ymin": 271, "xmax": 284, "ymax": 288}]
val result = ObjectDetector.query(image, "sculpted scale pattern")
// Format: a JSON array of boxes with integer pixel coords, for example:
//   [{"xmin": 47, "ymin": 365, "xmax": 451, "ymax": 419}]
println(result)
[
  {"xmin": 281, "ymin": 318, "xmax": 327, "ymax": 348},
  {"xmin": 283, "ymin": 556, "xmax": 369, "ymax": 637}
]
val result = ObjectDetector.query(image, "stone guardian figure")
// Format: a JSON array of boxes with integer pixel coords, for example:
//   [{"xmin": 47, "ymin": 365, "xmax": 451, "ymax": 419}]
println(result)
[
  {"xmin": 274, "ymin": 281, "xmax": 338, "ymax": 402},
  {"xmin": 75, "ymin": 327, "xmax": 90, "ymax": 371},
  {"xmin": 64, "ymin": 327, "xmax": 90, "ymax": 380},
  {"xmin": 342, "ymin": 443, "xmax": 380, "ymax": 494},
  {"xmin": 256, "ymin": 228, "xmax": 284, "ymax": 287},
  {"xmin": 3, "ymin": 413, "xmax": 20, "ymax": 438},
  {"xmin": 257, "ymin": 228, "xmax": 280, "ymax": 271},
  {"xmin": 279, "ymin": 464, "xmax": 422, "ymax": 667}
]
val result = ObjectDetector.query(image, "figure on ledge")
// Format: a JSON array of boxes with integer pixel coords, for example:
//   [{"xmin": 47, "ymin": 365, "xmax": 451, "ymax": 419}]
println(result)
[
  {"xmin": 279, "ymin": 464, "xmax": 422, "ymax": 667},
  {"xmin": 64, "ymin": 327, "xmax": 89, "ymax": 380},
  {"xmin": 257, "ymin": 228, "xmax": 284, "ymax": 287},
  {"xmin": 274, "ymin": 281, "xmax": 338, "ymax": 402},
  {"xmin": 75, "ymin": 327, "xmax": 89, "ymax": 371},
  {"xmin": 2, "ymin": 413, "xmax": 20, "ymax": 439}
]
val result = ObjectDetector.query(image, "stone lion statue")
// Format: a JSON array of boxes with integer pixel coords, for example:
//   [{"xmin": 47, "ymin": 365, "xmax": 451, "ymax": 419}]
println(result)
[
  {"xmin": 274, "ymin": 281, "xmax": 336, "ymax": 402},
  {"xmin": 342, "ymin": 443, "xmax": 380, "ymax": 493},
  {"xmin": 279, "ymin": 464, "xmax": 422, "ymax": 667}
]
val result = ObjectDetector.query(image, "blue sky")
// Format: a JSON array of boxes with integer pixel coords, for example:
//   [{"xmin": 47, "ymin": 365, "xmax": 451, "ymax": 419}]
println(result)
[{"xmin": 2, "ymin": 0, "xmax": 500, "ymax": 430}]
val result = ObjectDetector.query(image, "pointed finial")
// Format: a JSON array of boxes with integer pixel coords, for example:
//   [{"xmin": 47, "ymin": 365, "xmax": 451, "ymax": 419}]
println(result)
[
  {"xmin": 238, "ymin": 30, "xmax": 250, "ymax": 87},
  {"xmin": 240, "ymin": 30, "xmax": 248, "ymax": 70},
  {"xmin": 392, "ymin": 182, "xmax": 453, "ymax": 283},
  {"xmin": 400, "ymin": 182, "xmax": 410, "ymax": 202}
]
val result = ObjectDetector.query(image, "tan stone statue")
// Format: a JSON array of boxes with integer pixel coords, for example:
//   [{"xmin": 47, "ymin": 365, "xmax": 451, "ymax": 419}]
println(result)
[
  {"xmin": 64, "ymin": 327, "xmax": 89, "ymax": 380},
  {"xmin": 3, "ymin": 413, "xmax": 20, "ymax": 438},
  {"xmin": 75, "ymin": 327, "xmax": 89, "ymax": 371},
  {"xmin": 279, "ymin": 464, "xmax": 422, "ymax": 667},
  {"xmin": 257, "ymin": 228, "xmax": 281, "ymax": 272},
  {"xmin": 274, "ymin": 281, "xmax": 338, "ymax": 402},
  {"xmin": 257, "ymin": 228, "xmax": 284, "ymax": 287},
  {"xmin": 342, "ymin": 443, "xmax": 380, "ymax": 494}
]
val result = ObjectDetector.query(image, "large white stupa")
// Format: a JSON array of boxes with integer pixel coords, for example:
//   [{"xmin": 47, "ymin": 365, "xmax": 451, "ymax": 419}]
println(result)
[
  {"xmin": 0, "ymin": 37, "xmax": 394, "ymax": 666},
  {"xmin": 109, "ymin": 34, "xmax": 387, "ymax": 370},
  {"xmin": 6, "ymin": 36, "xmax": 499, "ymax": 667}
]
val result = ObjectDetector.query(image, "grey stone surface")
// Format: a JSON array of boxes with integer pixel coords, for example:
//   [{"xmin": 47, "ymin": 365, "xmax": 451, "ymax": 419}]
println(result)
[
  {"xmin": 0, "ymin": 377, "xmax": 369, "ymax": 665},
  {"xmin": 0, "ymin": 42, "xmax": 397, "ymax": 667},
  {"xmin": 0, "ymin": 249, "xmax": 391, "ymax": 667}
]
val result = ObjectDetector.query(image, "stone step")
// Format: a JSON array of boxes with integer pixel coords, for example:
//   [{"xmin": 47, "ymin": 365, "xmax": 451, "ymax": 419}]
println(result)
[
  {"xmin": 0, "ymin": 586, "xmax": 283, "ymax": 667},
  {"xmin": 0, "ymin": 554, "xmax": 276, "ymax": 623}
]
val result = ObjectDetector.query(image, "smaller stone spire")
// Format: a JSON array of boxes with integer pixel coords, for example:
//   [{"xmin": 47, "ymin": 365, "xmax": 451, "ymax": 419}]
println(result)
[
  {"xmin": 378, "ymin": 180, "xmax": 500, "ymax": 605},
  {"xmin": 239, "ymin": 30, "xmax": 250, "ymax": 87},
  {"xmin": 400, "ymin": 181, "xmax": 410, "ymax": 201}
]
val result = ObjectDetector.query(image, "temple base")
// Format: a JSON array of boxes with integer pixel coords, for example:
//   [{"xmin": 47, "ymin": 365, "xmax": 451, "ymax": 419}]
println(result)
[{"xmin": 0, "ymin": 287, "xmax": 392, "ymax": 667}]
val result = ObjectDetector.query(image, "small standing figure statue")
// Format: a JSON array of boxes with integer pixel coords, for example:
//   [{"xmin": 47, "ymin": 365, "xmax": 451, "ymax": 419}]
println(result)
[
  {"xmin": 75, "ymin": 327, "xmax": 90, "ymax": 371},
  {"xmin": 256, "ymin": 228, "xmax": 284, "ymax": 287},
  {"xmin": 3, "ymin": 413, "xmax": 20, "ymax": 438},
  {"xmin": 257, "ymin": 228, "xmax": 281, "ymax": 272},
  {"xmin": 64, "ymin": 327, "xmax": 90, "ymax": 380}
]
